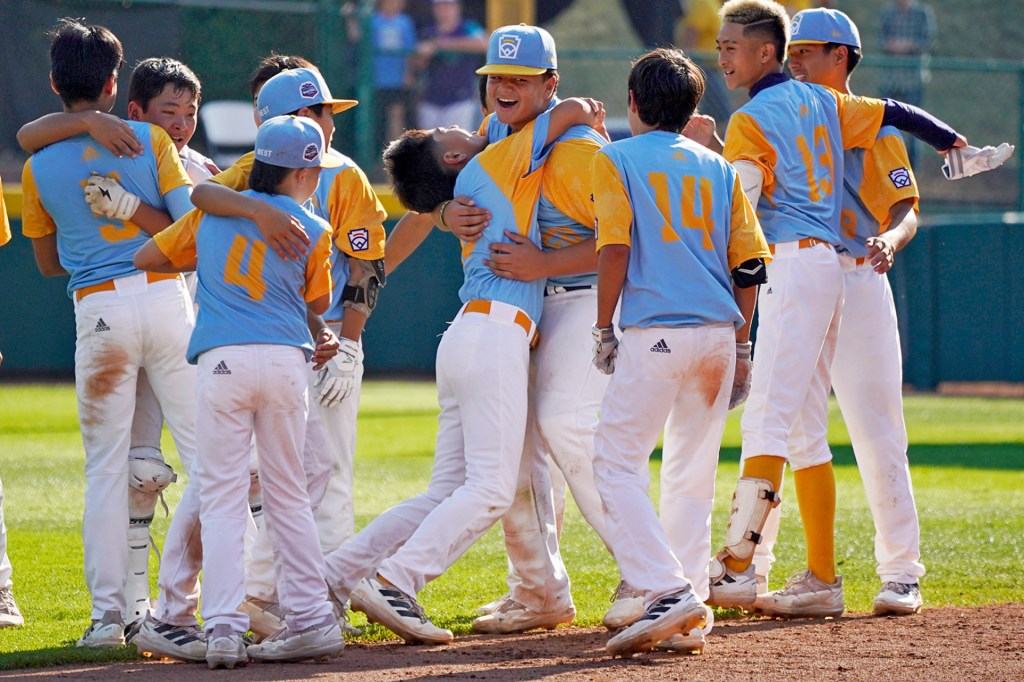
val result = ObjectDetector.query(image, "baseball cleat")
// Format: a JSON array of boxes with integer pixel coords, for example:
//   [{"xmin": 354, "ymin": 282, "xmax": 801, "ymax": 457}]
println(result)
[
  {"xmin": 471, "ymin": 599, "xmax": 575, "ymax": 634},
  {"xmin": 707, "ymin": 562, "xmax": 766, "ymax": 609},
  {"xmin": 653, "ymin": 605, "xmax": 714, "ymax": 655},
  {"xmin": 873, "ymin": 582, "xmax": 922, "ymax": 616},
  {"xmin": 350, "ymin": 576, "xmax": 453, "ymax": 645},
  {"xmin": 246, "ymin": 620, "xmax": 344, "ymax": 663},
  {"xmin": 239, "ymin": 595, "xmax": 285, "ymax": 643},
  {"xmin": 476, "ymin": 593, "xmax": 511, "ymax": 615},
  {"xmin": 602, "ymin": 581, "xmax": 644, "ymax": 630},
  {"xmin": 76, "ymin": 610, "xmax": 126, "ymax": 648},
  {"xmin": 754, "ymin": 570, "xmax": 844, "ymax": 618},
  {"xmin": 133, "ymin": 615, "xmax": 207, "ymax": 662},
  {"xmin": 0, "ymin": 589, "xmax": 25, "ymax": 628},
  {"xmin": 606, "ymin": 588, "xmax": 707, "ymax": 658},
  {"xmin": 205, "ymin": 624, "xmax": 247, "ymax": 669}
]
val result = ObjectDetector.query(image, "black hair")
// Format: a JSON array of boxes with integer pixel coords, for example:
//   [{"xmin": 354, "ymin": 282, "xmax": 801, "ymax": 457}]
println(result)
[
  {"xmin": 823, "ymin": 42, "xmax": 863, "ymax": 75},
  {"xmin": 382, "ymin": 130, "xmax": 458, "ymax": 213},
  {"xmin": 287, "ymin": 103, "xmax": 327, "ymax": 118},
  {"xmin": 128, "ymin": 57, "xmax": 202, "ymax": 111},
  {"xmin": 628, "ymin": 49, "xmax": 705, "ymax": 133},
  {"xmin": 720, "ymin": 0, "xmax": 790, "ymax": 65},
  {"xmin": 249, "ymin": 159, "xmax": 295, "ymax": 194},
  {"xmin": 249, "ymin": 54, "xmax": 315, "ymax": 98},
  {"xmin": 48, "ymin": 18, "xmax": 124, "ymax": 106}
]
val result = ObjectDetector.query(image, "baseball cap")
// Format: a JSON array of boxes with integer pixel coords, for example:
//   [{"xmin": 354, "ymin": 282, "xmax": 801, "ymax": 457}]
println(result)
[
  {"xmin": 253, "ymin": 116, "xmax": 343, "ymax": 169},
  {"xmin": 789, "ymin": 9, "xmax": 861, "ymax": 48},
  {"xmin": 476, "ymin": 24, "xmax": 557, "ymax": 76},
  {"xmin": 256, "ymin": 67, "xmax": 357, "ymax": 124}
]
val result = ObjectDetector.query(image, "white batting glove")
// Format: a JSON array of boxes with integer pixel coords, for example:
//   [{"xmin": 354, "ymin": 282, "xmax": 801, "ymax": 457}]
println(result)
[
  {"xmin": 316, "ymin": 338, "xmax": 362, "ymax": 408},
  {"xmin": 84, "ymin": 173, "xmax": 141, "ymax": 221},
  {"xmin": 729, "ymin": 341, "xmax": 753, "ymax": 410},
  {"xmin": 592, "ymin": 325, "xmax": 619, "ymax": 375},
  {"xmin": 942, "ymin": 143, "xmax": 1015, "ymax": 180}
]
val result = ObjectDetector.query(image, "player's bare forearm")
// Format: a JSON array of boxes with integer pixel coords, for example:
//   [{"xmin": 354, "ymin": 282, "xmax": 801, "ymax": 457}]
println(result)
[
  {"xmin": 192, "ymin": 182, "xmax": 309, "ymax": 259},
  {"xmin": 440, "ymin": 196, "xmax": 491, "ymax": 242},
  {"xmin": 133, "ymin": 239, "xmax": 185, "ymax": 273},
  {"xmin": 385, "ymin": 212, "xmax": 434, "ymax": 273},
  {"xmin": 487, "ymin": 233, "xmax": 597, "ymax": 281},
  {"xmin": 596, "ymin": 244, "xmax": 629, "ymax": 328},
  {"xmin": 337, "ymin": 309, "xmax": 368, "ymax": 343},
  {"xmin": 18, "ymin": 111, "xmax": 143, "ymax": 157},
  {"xmin": 866, "ymin": 198, "xmax": 917, "ymax": 274},
  {"xmin": 547, "ymin": 97, "xmax": 605, "ymax": 147},
  {"xmin": 307, "ymin": 309, "xmax": 340, "ymax": 369},
  {"xmin": 30, "ymin": 234, "xmax": 67, "ymax": 277},
  {"xmin": 132, "ymin": 202, "xmax": 174, "ymax": 236},
  {"xmin": 733, "ymin": 284, "xmax": 757, "ymax": 344}
]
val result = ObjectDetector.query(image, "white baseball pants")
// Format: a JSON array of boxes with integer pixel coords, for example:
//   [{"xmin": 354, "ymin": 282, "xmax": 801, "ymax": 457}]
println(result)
[
  {"xmin": 593, "ymin": 325, "xmax": 734, "ymax": 604},
  {"xmin": 195, "ymin": 345, "xmax": 333, "ymax": 634},
  {"xmin": 73, "ymin": 275, "xmax": 197, "ymax": 620},
  {"xmin": 0, "ymin": 477, "xmax": 11, "ymax": 591}
]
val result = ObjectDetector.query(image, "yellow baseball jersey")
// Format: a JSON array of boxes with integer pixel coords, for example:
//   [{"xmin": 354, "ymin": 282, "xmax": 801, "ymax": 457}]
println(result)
[
  {"xmin": 685, "ymin": 0, "xmax": 723, "ymax": 52},
  {"xmin": 0, "ymin": 177, "xmax": 10, "ymax": 247}
]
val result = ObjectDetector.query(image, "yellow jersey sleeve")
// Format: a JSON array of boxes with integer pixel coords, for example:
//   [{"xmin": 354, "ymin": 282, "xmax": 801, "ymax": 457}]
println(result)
[
  {"xmin": 542, "ymin": 138, "xmax": 600, "ymax": 230},
  {"xmin": 325, "ymin": 166, "xmax": 387, "ymax": 260},
  {"xmin": 592, "ymin": 152, "xmax": 633, "ymax": 251},
  {"xmin": 723, "ymin": 112, "xmax": 777, "ymax": 202},
  {"xmin": 476, "ymin": 117, "xmax": 545, "ymax": 237},
  {"xmin": 154, "ymin": 209, "xmax": 203, "ymax": 269},
  {"xmin": 477, "ymin": 114, "xmax": 491, "ymax": 137},
  {"xmin": 210, "ymin": 152, "xmax": 254, "ymax": 191},
  {"xmin": 20, "ymin": 159, "xmax": 57, "ymax": 239},
  {"xmin": 151, "ymin": 126, "xmax": 193, "ymax": 195},
  {"xmin": 0, "ymin": 178, "xmax": 11, "ymax": 247},
  {"xmin": 304, "ymin": 230, "xmax": 334, "ymax": 302},
  {"xmin": 834, "ymin": 92, "xmax": 887, "ymax": 151},
  {"xmin": 861, "ymin": 136, "xmax": 920, "ymax": 231},
  {"xmin": 727, "ymin": 175, "xmax": 771, "ymax": 270}
]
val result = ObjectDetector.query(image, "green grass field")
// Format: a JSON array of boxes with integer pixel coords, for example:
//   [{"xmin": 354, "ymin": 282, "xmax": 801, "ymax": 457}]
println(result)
[{"xmin": 1, "ymin": 381, "xmax": 1022, "ymax": 669}]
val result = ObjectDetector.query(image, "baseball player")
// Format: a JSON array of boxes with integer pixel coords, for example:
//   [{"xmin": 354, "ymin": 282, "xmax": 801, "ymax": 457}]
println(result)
[
  {"xmin": 318, "ymin": 95, "xmax": 605, "ymax": 645},
  {"xmin": 590, "ymin": 48, "xmax": 769, "ymax": 657},
  {"xmin": 135, "ymin": 115, "xmax": 344, "ymax": 667},
  {"xmin": 18, "ymin": 56, "xmax": 220, "ymax": 632},
  {"xmin": 20, "ymin": 19, "xmax": 196, "ymax": 647},
  {"xmin": 704, "ymin": 0, "xmax": 966, "ymax": 618},
  {"xmin": 0, "ymin": 180, "xmax": 23, "ymax": 630}
]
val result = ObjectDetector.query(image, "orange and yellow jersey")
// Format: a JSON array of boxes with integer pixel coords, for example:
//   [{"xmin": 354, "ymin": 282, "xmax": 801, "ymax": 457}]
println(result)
[
  {"xmin": 594, "ymin": 130, "xmax": 769, "ymax": 330},
  {"xmin": 840, "ymin": 126, "xmax": 919, "ymax": 258},
  {"xmin": 154, "ymin": 190, "xmax": 333, "ymax": 364},
  {"xmin": 457, "ymin": 112, "xmax": 552, "ymax": 323},
  {"xmin": 723, "ymin": 74, "xmax": 885, "ymax": 245},
  {"xmin": 21, "ymin": 123, "xmax": 192, "ymax": 296},
  {"xmin": 0, "ymin": 177, "xmax": 11, "ymax": 247}
]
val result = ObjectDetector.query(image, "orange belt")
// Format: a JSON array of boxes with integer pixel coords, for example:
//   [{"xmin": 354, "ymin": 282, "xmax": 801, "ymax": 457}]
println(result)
[
  {"xmin": 854, "ymin": 256, "xmax": 868, "ymax": 266},
  {"xmin": 463, "ymin": 299, "xmax": 539, "ymax": 348},
  {"xmin": 767, "ymin": 237, "xmax": 831, "ymax": 255},
  {"xmin": 75, "ymin": 272, "xmax": 181, "ymax": 302}
]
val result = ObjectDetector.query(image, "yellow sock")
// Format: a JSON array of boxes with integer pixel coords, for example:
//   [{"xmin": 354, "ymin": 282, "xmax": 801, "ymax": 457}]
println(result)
[
  {"xmin": 794, "ymin": 462, "xmax": 837, "ymax": 584},
  {"xmin": 723, "ymin": 455, "xmax": 786, "ymax": 573}
]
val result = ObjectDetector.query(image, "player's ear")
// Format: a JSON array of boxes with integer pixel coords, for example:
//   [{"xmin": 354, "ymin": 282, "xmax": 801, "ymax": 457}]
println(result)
[
  {"xmin": 103, "ymin": 73, "xmax": 117, "ymax": 97},
  {"xmin": 441, "ymin": 149, "xmax": 468, "ymax": 167},
  {"xmin": 627, "ymin": 89, "xmax": 638, "ymax": 115},
  {"xmin": 49, "ymin": 72, "xmax": 60, "ymax": 96},
  {"xmin": 126, "ymin": 101, "xmax": 143, "ymax": 121}
]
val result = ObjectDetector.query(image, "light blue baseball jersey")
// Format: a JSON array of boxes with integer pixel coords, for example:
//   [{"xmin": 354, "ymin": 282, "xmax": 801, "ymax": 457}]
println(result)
[
  {"xmin": 457, "ymin": 111, "xmax": 552, "ymax": 323},
  {"xmin": 154, "ymin": 191, "xmax": 333, "ymax": 364},
  {"xmin": 21, "ymin": 122, "xmax": 193, "ymax": 296},
  {"xmin": 724, "ymin": 76, "xmax": 886, "ymax": 246},
  {"xmin": 594, "ymin": 131, "xmax": 769, "ymax": 330},
  {"xmin": 838, "ymin": 125, "xmax": 919, "ymax": 258}
]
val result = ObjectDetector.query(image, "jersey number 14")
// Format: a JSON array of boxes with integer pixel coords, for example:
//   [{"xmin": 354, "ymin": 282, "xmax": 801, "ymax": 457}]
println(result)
[{"xmin": 648, "ymin": 172, "xmax": 715, "ymax": 249}]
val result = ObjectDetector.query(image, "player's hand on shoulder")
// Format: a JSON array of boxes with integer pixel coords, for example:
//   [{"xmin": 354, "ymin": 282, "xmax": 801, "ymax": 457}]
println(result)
[
  {"xmin": 729, "ymin": 341, "xmax": 753, "ymax": 410},
  {"xmin": 865, "ymin": 236, "xmax": 896, "ymax": 274},
  {"xmin": 254, "ymin": 204, "xmax": 310, "ymax": 260},
  {"xmin": 316, "ymin": 337, "xmax": 363, "ymax": 408},
  {"xmin": 84, "ymin": 173, "xmax": 141, "ymax": 221},
  {"xmin": 592, "ymin": 325, "xmax": 618, "ymax": 375},
  {"xmin": 442, "ymin": 196, "xmax": 490, "ymax": 241},
  {"xmin": 484, "ymin": 230, "xmax": 545, "ymax": 281},
  {"xmin": 683, "ymin": 114, "xmax": 718, "ymax": 149},
  {"xmin": 87, "ymin": 111, "xmax": 144, "ymax": 158}
]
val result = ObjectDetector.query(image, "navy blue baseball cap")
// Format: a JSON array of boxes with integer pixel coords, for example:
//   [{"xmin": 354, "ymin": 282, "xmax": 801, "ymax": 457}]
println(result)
[{"xmin": 790, "ymin": 9, "xmax": 861, "ymax": 49}]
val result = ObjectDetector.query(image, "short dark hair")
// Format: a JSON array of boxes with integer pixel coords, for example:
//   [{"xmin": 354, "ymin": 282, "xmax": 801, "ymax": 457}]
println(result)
[
  {"xmin": 128, "ymin": 57, "xmax": 202, "ymax": 111},
  {"xmin": 721, "ymin": 0, "xmax": 790, "ymax": 65},
  {"xmin": 628, "ymin": 49, "xmax": 705, "ymax": 133},
  {"xmin": 286, "ymin": 103, "xmax": 326, "ymax": 118},
  {"xmin": 823, "ymin": 43, "xmax": 863, "ymax": 75},
  {"xmin": 478, "ymin": 74, "xmax": 490, "ymax": 113},
  {"xmin": 249, "ymin": 54, "xmax": 315, "ymax": 98},
  {"xmin": 249, "ymin": 159, "xmax": 295, "ymax": 194},
  {"xmin": 48, "ymin": 18, "xmax": 124, "ymax": 106},
  {"xmin": 383, "ymin": 130, "xmax": 458, "ymax": 213}
]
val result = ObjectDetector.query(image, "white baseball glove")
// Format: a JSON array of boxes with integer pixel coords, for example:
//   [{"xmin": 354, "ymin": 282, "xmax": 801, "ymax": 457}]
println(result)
[
  {"xmin": 592, "ymin": 325, "xmax": 619, "ymax": 375},
  {"xmin": 942, "ymin": 143, "xmax": 1015, "ymax": 180},
  {"xmin": 729, "ymin": 341, "xmax": 753, "ymax": 410},
  {"xmin": 84, "ymin": 173, "xmax": 141, "ymax": 220},
  {"xmin": 316, "ymin": 337, "xmax": 362, "ymax": 408}
]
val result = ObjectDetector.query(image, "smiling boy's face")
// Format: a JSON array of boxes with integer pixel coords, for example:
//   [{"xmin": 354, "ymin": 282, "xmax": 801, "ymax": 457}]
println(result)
[
  {"xmin": 486, "ymin": 73, "xmax": 556, "ymax": 132},
  {"xmin": 129, "ymin": 82, "xmax": 198, "ymax": 151},
  {"xmin": 717, "ymin": 21, "xmax": 773, "ymax": 91}
]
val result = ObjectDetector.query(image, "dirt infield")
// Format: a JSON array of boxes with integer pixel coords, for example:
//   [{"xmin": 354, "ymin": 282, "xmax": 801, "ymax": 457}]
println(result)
[{"xmin": 3, "ymin": 604, "xmax": 1022, "ymax": 681}]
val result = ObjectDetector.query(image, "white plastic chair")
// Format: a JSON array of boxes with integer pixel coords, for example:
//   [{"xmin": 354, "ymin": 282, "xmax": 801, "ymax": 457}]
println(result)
[{"xmin": 198, "ymin": 100, "xmax": 258, "ymax": 168}]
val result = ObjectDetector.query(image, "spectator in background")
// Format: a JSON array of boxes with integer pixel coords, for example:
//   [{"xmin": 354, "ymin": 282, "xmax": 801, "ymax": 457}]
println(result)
[
  {"xmin": 880, "ymin": 0, "xmax": 936, "ymax": 165},
  {"xmin": 415, "ymin": 0, "xmax": 487, "ymax": 131}
]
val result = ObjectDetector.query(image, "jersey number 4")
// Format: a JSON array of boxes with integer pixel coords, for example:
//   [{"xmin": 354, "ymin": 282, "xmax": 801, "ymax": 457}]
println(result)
[
  {"xmin": 224, "ymin": 235, "xmax": 268, "ymax": 301},
  {"xmin": 648, "ymin": 172, "xmax": 715, "ymax": 249}
]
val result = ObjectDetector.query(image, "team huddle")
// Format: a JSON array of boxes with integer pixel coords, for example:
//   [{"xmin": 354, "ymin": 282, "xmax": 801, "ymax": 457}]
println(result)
[{"xmin": 8, "ymin": 0, "xmax": 1015, "ymax": 669}]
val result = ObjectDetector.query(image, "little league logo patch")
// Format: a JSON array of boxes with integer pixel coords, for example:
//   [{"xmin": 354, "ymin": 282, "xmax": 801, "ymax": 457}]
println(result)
[
  {"xmin": 300, "ymin": 81, "xmax": 320, "ymax": 99},
  {"xmin": 790, "ymin": 14, "xmax": 803, "ymax": 35},
  {"xmin": 889, "ymin": 167, "xmax": 912, "ymax": 188},
  {"xmin": 349, "ymin": 227, "xmax": 370, "ymax": 252},
  {"xmin": 303, "ymin": 143, "xmax": 320, "ymax": 162},
  {"xmin": 498, "ymin": 35, "xmax": 522, "ymax": 60}
]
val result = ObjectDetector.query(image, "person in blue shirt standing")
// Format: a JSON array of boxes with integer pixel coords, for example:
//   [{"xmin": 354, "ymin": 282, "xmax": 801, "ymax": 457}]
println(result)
[{"xmin": 415, "ymin": 0, "xmax": 487, "ymax": 132}]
